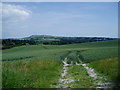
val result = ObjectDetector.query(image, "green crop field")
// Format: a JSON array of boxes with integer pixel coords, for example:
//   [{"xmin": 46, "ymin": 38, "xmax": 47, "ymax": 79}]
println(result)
[
  {"xmin": 2, "ymin": 40, "xmax": 119, "ymax": 88},
  {"xmin": 90, "ymin": 57, "xmax": 119, "ymax": 82}
]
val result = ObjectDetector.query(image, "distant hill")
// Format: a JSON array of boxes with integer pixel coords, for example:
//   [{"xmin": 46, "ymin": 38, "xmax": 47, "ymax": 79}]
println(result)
[
  {"xmin": 21, "ymin": 35, "xmax": 59, "ymax": 42},
  {"xmin": 21, "ymin": 35, "xmax": 117, "ymax": 43},
  {"xmin": 2, "ymin": 35, "xmax": 118, "ymax": 49}
]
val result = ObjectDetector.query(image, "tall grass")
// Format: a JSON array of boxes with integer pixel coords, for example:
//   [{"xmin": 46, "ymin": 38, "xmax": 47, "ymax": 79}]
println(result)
[
  {"xmin": 2, "ymin": 60, "xmax": 62, "ymax": 88},
  {"xmin": 90, "ymin": 57, "xmax": 118, "ymax": 82},
  {"xmin": 2, "ymin": 40, "xmax": 118, "ymax": 63},
  {"xmin": 80, "ymin": 47, "xmax": 118, "ymax": 63},
  {"xmin": 2, "ymin": 40, "xmax": 118, "ymax": 88}
]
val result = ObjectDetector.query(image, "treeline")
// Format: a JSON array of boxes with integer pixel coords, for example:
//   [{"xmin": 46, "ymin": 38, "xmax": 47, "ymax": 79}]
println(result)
[
  {"xmin": 43, "ymin": 37, "xmax": 115, "ymax": 45},
  {"xmin": 43, "ymin": 41, "xmax": 72, "ymax": 45},
  {"xmin": 2, "ymin": 39, "xmax": 36, "ymax": 49},
  {"xmin": 59, "ymin": 37, "xmax": 115, "ymax": 43},
  {"xmin": 23, "ymin": 35, "xmax": 116, "ymax": 45},
  {"xmin": 1, "ymin": 36, "xmax": 117, "ymax": 49}
]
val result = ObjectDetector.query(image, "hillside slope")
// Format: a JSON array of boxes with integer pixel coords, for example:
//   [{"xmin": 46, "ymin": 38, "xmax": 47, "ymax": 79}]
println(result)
[{"xmin": 2, "ymin": 39, "xmax": 119, "ymax": 88}]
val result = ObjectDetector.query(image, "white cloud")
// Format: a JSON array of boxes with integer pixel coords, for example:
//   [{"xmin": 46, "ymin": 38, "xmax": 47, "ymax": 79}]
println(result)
[{"xmin": 1, "ymin": 3, "xmax": 31, "ymax": 23}]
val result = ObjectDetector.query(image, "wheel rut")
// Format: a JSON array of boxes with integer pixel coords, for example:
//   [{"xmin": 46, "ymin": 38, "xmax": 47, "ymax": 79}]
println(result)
[
  {"xmin": 56, "ymin": 52, "xmax": 114, "ymax": 88},
  {"xmin": 56, "ymin": 57, "xmax": 75, "ymax": 88}
]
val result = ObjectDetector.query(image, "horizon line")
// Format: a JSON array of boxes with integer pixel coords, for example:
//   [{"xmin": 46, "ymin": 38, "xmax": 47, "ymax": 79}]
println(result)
[{"xmin": 1, "ymin": 34, "xmax": 119, "ymax": 39}]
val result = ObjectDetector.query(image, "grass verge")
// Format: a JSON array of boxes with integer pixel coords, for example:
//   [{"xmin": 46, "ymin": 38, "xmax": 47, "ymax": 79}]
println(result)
[
  {"xmin": 2, "ymin": 60, "xmax": 62, "ymax": 88},
  {"xmin": 90, "ymin": 57, "xmax": 118, "ymax": 83}
]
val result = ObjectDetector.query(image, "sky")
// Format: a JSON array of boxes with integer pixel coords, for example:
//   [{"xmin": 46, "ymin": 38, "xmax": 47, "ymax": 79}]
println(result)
[{"xmin": 1, "ymin": 2, "xmax": 118, "ymax": 38}]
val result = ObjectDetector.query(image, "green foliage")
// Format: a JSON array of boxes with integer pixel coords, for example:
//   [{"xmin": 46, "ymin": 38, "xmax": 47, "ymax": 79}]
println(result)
[
  {"xmin": 2, "ymin": 60, "xmax": 62, "ymax": 88},
  {"xmin": 23, "ymin": 35, "xmax": 116, "ymax": 44},
  {"xmin": 2, "ymin": 45, "xmax": 63, "ymax": 62},
  {"xmin": 3, "ymin": 40, "xmax": 118, "ymax": 63},
  {"xmin": 90, "ymin": 57, "xmax": 119, "ymax": 82},
  {"xmin": 2, "ymin": 40, "xmax": 118, "ymax": 88},
  {"xmin": 67, "ymin": 65, "xmax": 96, "ymax": 88},
  {"xmin": 80, "ymin": 47, "xmax": 118, "ymax": 63},
  {"xmin": 2, "ymin": 39, "xmax": 36, "ymax": 50}
]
